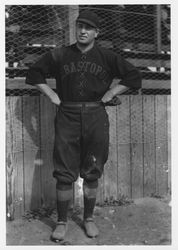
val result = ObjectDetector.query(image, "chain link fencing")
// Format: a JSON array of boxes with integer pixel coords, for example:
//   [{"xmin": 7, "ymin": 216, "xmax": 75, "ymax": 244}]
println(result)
[
  {"xmin": 6, "ymin": 4, "xmax": 170, "ymax": 96},
  {"xmin": 6, "ymin": 6, "xmax": 171, "ymax": 214}
]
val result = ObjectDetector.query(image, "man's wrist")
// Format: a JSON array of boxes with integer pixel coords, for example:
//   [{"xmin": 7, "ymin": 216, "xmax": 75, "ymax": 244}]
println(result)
[
  {"xmin": 109, "ymin": 89, "xmax": 116, "ymax": 98},
  {"xmin": 109, "ymin": 84, "xmax": 129, "ymax": 97}
]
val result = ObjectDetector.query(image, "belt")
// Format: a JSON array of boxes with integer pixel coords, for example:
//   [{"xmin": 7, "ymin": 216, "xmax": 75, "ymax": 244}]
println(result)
[{"xmin": 61, "ymin": 101, "xmax": 104, "ymax": 108}]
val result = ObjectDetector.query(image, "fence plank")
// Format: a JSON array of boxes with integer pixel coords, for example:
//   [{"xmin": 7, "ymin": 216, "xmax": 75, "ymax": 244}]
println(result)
[
  {"xmin": 128, "ymin": 58, "xmax": 170, "ymax": 68},
  {"xmin": 40, "ymin": 96, "xmax": 56, "ymax": 208},
  {"xmin": 67, "ymin": 5, "xmax": 79, "ymax": 45},
  {"xmin": 22, "ymin": 96, "xmax": 41, "ymax": 211},
  {"xmin": 97, "ymin": 40, "xmax": 170, "ymax": 52},
  {"xmin": 167, "ymin": 95, "xmax": 171, "ymax": 194},
  {"xmin": 130, "ymin": 95, "xmax": 144, "ymax": 198},
  {"xmin": 117, "ymin": 96, "xmax": 131, "ymax": 198},
  {"xmin": 142, "ymin": 79, "xmax": 170, "ymax": 89},
  {"xmin": 103, "ymin": 107, "xmax": 118, "ymax": 201},
  {"xmin": 155, "ymin": 95, "xmax": 168, "ymax": 195},
  {"xmin": 96, "ymin": 175, "xmax": 104, "ymax": 205},
  {"xmin": 6, "ymin": 96, "xmax": 24, "ymax": 219},
  {"xmin": 143, "ymin": 95, "xmax": 156, "ymax": 196},
  {"xmin": 74, "ymin": 177, "xmax": 83, "ymax": 207}
]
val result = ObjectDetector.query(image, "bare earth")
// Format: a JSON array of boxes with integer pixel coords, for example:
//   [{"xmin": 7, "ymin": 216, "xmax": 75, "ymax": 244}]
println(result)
[{"xmin": 6, "ymin": 196, "xmax": 171, "ymax": 246}]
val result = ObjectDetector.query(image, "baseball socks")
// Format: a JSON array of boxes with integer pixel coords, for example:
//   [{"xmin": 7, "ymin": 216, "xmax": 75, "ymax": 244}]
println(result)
[
  {"xmin": 83, "ymin": 180, "xmax": 99, "ymax": 237},
  {"xmin": 51, "ymin": 183, "xmax": 73, "ymax": 241}
]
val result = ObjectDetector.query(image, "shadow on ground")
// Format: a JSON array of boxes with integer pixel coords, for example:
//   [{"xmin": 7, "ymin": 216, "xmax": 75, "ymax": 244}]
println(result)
[{"xmin": 6, "ymin": 196, "xmax": 171, "ymax": 245}]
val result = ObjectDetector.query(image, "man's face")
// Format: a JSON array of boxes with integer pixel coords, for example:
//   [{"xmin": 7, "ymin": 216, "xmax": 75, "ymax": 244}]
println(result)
[{"xmin": 76, "ymin": 22, "xmax": 99, "ymax": 45}]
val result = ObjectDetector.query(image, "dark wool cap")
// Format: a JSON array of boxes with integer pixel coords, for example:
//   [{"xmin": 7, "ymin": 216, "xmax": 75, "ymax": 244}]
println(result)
[{"xmin": 76, "ymin": 10, "xmax": 100, "ymax": 28}]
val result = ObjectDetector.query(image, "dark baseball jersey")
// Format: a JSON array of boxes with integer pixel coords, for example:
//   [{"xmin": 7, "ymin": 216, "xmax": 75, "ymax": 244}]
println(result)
[
  {"xmin": 26, "ymin": 43, "xmax": 141, "ymax": 101},
  {"xmin": 26, "ymin": 43, "xmax": 141, "ymax": 184}
]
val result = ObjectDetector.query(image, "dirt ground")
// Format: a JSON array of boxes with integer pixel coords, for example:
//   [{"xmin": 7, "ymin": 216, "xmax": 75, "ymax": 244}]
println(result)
[{"xmin": 6, "ymin": 196, "xmax": 171, "ymax": 246}]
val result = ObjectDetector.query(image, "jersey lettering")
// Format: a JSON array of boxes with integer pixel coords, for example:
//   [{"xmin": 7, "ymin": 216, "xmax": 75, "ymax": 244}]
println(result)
[
  {"xmin": 90, "ymin": 63, "xmax": 96, "ymax": 74},
  {"xmin": 64, "ymin": 65, "xmax": 70, "ymax": 74},
  {"xmin": 95, "ymin": 65, "xmax": 102, "ymax": 76},
  {"xmin": 70, "ymin": 62, "xmax": 77, "ymax": 73},
  {"xmin": 63, "ymin": 61, "xmax": 109, "ymax": 82}
]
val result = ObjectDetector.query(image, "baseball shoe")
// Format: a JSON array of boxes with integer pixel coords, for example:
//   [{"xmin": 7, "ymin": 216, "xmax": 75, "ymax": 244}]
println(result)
[
  {"xmin": 51, "ymin": 221, "xmax": 68, "ymax": 241},
  {"xmin": 83, "ymin": 217, "xmax": 99, "ymax": 238}
]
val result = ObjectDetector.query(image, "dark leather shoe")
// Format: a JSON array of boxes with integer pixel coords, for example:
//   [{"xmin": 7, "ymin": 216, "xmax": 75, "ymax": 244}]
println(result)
[
  {"xmin": 84, "ymin": 218, "xmax": 99, "ymax": 238},
  {"xmin": 51, "ymin": 221, "xmax": 68, "ymax": 241}
]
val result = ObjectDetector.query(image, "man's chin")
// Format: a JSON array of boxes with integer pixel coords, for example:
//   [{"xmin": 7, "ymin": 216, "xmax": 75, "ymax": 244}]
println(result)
[
  {"xmin": 78, "ymin": 40, "xmax": 89, "ymax": 45},
  {"xmin": 77, "ymin": 41, "xmax": 90, "ymax": 47}
]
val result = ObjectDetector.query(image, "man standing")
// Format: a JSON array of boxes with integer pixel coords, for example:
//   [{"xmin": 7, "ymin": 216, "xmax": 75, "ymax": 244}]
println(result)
[{"xmin": 26, "ymin": 10, "xmax": 141, "ymax": 241}]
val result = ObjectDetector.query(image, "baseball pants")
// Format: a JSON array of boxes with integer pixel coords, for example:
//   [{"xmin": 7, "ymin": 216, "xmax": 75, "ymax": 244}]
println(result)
[{"xmin": 53, "ymin": 102, "xmax": 109, "ymax": 185}]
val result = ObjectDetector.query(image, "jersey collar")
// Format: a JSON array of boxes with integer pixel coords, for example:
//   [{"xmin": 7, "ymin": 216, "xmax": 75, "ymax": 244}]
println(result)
[{"xmin": 72, "ymin": 42, "xmax": 97, "ymax": 55}]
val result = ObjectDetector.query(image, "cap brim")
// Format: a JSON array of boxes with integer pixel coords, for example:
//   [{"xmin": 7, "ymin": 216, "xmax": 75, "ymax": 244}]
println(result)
[{"xmin": 76, "ymin": 18, "xmax": 97, "ymax": 28}]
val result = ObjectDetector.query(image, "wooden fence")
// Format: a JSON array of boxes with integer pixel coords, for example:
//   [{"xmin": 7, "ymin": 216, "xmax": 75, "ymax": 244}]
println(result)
[
  {"xmin": 5, "ymin": 4, "xmax": 171, "ymax": 221},
  {"xmin": 6, "ymin": 90, "xmax": 171, "ymax": 219}
]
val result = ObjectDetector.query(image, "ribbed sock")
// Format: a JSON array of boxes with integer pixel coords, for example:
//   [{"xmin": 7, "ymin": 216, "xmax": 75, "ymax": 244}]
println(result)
[
  {"xmin": 83, "ymin": 196, "xmax": 96, "ymax": 219},
  {"xmin": 56, "ymin": 183, "xmax": 73, "ymax": 222},
  {"xmin": 56, "ymin": 199, "xmax": 71, "ymax": 222},
  {"xmin": 83, "ymin": 180, "xmax": 98, "ymax": 220}
]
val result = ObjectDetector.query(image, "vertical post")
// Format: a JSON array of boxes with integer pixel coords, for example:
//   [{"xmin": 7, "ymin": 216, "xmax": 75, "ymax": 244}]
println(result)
[
  {"xmin": 66, "ymin": 5, "xmax": 79, "ymax": 45},
  {"xmin": 155, "ymin": 5, "xmax": 162, "ymax": 53},
  {"xmin": 167, "ymin": 95, "xmax": 171, "ymax": 195}
]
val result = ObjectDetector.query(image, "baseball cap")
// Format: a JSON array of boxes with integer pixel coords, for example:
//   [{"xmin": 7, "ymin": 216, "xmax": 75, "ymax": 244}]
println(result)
[{"xmin": 76, "ymin": 10, "xmax": 100, "ymax": 28}]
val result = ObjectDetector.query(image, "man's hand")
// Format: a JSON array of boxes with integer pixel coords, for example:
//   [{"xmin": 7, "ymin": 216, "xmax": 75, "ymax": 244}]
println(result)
[
  {"xmin": 49, "ymin": 94, "xmax": 61, "ymax": 106},
  {"xmin": 101, "ymin": 89, "xmax": 114, "ymax": 103},
  {"xmin": 101, "ymin": 84, "xmax": 129, "ymax": 106},
  {"xmin": 36, "ymin": 84, "xmax": 61, "ymax": 106},
  {"xmin": 105, "ymin": 95, "xmax": 122, "ymax": 106}
]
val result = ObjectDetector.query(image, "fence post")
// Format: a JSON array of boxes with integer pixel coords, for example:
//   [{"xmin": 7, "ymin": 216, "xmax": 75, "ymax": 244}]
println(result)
[
  {"xmin": 66, "ymin": 5, "xmax": 79, "ymax": 45},
  {"xmin": 155, "ymin": 5, "xmax": 162, "ymax": 53}
]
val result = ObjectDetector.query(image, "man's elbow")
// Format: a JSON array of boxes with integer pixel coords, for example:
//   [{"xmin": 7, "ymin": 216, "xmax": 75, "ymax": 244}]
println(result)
[{"xmin": 25, "ymin": 68, "xmax": 46, "ymax": 86}]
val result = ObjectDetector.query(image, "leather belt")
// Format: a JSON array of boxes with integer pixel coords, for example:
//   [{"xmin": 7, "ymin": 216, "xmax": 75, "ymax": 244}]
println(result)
[{"xmin": 61, "ymin": 101, "xmax": 104, "ymax": 108}]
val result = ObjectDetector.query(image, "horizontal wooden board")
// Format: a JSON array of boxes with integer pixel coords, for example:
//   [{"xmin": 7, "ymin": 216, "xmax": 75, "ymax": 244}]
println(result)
[
  {"xmin": 90, "ymin": 40, "xmax": 171, "ymax": 53},
  {"xmin": 6, "ymin": 78, "xmax": 171, "ymax": 90},
  {"xmin": 127, "ymin": 58, "xmax": 170, "ymax": 68}
]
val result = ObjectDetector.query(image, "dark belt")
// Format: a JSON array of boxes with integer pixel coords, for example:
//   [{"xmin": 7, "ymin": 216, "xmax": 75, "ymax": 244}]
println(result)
[{"xmin": 61, "ymin": 101, "xmax": 104, "ymax": 108}]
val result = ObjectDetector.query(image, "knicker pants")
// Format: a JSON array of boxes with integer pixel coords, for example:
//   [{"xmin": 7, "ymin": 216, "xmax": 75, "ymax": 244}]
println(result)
[{"xmin": 53, "ymin": 104, "xmax": 109, "ymax": 185}]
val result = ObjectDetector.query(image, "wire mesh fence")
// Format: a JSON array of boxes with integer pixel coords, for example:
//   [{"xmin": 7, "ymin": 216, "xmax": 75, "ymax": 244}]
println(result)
[
  {"xmin": 5, "ymin": 4, "xmax": 170, "ymax": 95},
  {"xmin": 6, "ymin": 6, "xmax": 171, "ymax": 215}
]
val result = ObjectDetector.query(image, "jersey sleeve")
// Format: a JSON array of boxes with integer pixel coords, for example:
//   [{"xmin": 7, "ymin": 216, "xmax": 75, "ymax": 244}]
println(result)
[
  {"xmin": 25, "ymin": 51, "xmax": 56, "ymax": 86},
  {"xmin": 111, "ymin": 52, "xmax": 142, "ymax": 89}
]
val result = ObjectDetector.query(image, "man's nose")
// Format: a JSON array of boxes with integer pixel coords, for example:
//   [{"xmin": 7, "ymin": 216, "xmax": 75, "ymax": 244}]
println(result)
[{"xmin": 80, "ymin": 27, "xmax": 86, "ymax": 33}]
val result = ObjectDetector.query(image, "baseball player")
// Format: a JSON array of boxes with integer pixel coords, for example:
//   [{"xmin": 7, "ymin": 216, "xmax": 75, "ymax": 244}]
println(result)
[{"xmin": 26, "ymin": 10, "xmax": 141, "ymax": 241}]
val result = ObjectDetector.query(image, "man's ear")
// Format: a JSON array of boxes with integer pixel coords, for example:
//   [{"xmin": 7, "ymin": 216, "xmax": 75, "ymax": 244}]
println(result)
[{"xmin": 95, "ymin": 28, "xmax": 99, "ymax": 38}]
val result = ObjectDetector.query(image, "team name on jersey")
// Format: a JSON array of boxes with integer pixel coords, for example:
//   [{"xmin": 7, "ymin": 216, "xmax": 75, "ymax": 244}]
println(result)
[{"xmin": 63, "ymin": 61, "xmax": 110, "ymax": 84}]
